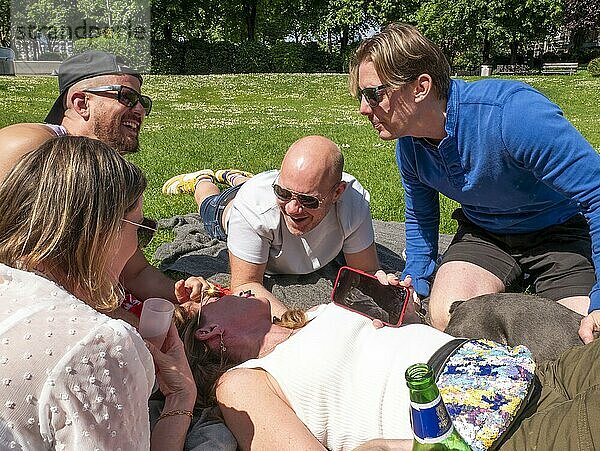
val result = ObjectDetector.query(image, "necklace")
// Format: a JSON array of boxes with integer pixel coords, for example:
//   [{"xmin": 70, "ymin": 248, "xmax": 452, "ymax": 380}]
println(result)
[{"xmin": 258, "ymin": 328, "xmax": 295, "ymax": 358}]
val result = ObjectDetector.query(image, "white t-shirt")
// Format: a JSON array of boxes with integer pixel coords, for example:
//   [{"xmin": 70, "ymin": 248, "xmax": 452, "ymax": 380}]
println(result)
[
  {"xmin": 226, "ymin": 170, "xmax": 375, "ymax": 274},
  {"xmin": 236, "ymin": 303, "xmax": 454, "ymax": 450},
  {"xmin": 0, "ymin": 264, "xmax": 155, "ymax": 450}
]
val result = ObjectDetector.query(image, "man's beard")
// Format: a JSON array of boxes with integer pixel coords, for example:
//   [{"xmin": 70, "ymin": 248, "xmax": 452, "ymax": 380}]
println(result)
[{"xmin": 93, "ymin": 117, "xmax": 140, "ymax": 154}]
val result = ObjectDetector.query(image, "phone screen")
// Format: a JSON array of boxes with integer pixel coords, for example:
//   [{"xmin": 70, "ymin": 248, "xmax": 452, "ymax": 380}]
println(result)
[{"xmin": 331, "ymin": 266, "xmax": 409, "ymax": 326}]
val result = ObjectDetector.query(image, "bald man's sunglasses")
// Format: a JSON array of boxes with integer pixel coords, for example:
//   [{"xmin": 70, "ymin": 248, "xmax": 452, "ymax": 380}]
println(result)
[
  {"xmin": 83, "ymin": 85, "xmax": 153, "ymax": 116},
  {"xmin": 122, "ymin": 217, "xmax": 158, "ymax": 248},
  {"xmin": 272, "ymin": 181, "xmax": 339, "ymax": 210},
  {"xmin": 357, "ymin": 84, "xmax": 388, "ymax": 108}
]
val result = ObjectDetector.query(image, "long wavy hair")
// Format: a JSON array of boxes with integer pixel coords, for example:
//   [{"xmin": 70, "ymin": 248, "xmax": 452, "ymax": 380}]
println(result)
[
  {"xmin": 176, "ymin": 306, "xmax": 308, "ymax": 409},
  {"xmin": 349, "ymin": 23, "xmax": 451, "ymax": 101},
  {"xmin": 0, "ymin": 136, "xmax": 146, "ymax": 311}
]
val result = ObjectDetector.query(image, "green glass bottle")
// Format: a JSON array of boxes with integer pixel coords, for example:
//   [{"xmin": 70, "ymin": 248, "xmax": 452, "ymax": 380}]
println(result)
[{"xmin": 405, "ymin": 363, "xmax": 471, "ymax": 451}]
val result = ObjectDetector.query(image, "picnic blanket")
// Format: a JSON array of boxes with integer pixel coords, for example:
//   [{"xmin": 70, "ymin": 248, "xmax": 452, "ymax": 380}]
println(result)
[{"xmin": 155, "ymin": 214, "xmax": 454, "ymax": 311}]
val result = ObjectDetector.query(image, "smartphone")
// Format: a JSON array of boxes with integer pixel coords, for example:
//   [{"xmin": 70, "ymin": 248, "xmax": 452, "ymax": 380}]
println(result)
[{"xmin": 331, "ymin": 266, "xmax": 410, "ymax": 327}]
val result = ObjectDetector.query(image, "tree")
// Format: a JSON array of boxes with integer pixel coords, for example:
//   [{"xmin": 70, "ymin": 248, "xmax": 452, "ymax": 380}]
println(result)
[
  {"xmin": 563, "ymin": 0, "xmax": 600, "ymax": 52},
  {"xmin": 0, "ymin": 0, "xmax": 9, "ymax": 47},
  {"xmin": 416, "ymin": 0, "xmax": 492, "ymax": 67},
  {"xmin": 415, "ymin": 0, "xmax": 563, "ymax": 67},
  {"xmin": 489, "ymin": 0, "xmax": 563, "ymax": 63},
  {"xmin": 150, "ymin": 0, "xmax": 219, "ymax": 42},
  {"xmin": 324, "ymin": 0, "xmax": 378, "ymax": 53},
  {"xmin": 10, "ymin": 0, "xmax": 80, "ymax": 59},
  {"xmin": 374, "ymin": 0, "xmax": 422, "ymax": 27}
]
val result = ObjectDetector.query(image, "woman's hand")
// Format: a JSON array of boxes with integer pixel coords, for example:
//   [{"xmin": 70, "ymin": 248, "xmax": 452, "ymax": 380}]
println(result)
[
  {"xmin": 147, "ymin": 322, "xmax": 197, "ymax": 450},
  {"xmin": 145, "ymin": 322, "xmax": 197, "ymax": 407}
]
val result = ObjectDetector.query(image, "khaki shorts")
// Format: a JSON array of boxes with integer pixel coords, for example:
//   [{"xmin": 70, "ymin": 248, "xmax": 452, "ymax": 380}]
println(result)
[
  {"xmin": 441, "ymin": 209, "xmax": 595, "ymax": 300},
  {"xmin": 500, "ymin": 338, "xmax": 600, "ymax": 450}
]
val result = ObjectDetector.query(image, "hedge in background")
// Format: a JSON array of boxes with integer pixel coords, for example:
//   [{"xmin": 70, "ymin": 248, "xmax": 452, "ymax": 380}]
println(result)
[
  {"xmin": 151, "ymin": 39, "xmax": 342, "ymax": 74},
  {"xmin": 589, "ymin": 57, "xmax": 600, "ymax": 77}
]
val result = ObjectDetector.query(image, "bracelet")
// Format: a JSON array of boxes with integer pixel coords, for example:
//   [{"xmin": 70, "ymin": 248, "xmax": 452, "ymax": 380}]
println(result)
[{"xmin": 157, "ymin": 409, "xmax": 194, "ymax": 421}]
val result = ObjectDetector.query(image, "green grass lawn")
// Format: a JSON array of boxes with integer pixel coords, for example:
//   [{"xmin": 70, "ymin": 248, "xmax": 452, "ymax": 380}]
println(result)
[{"xmin": 1, "ymin": 72, "xmax": 599, "ymax": 263}]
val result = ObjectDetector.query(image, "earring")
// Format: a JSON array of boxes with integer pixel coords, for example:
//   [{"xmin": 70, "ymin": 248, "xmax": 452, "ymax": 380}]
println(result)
[{"xmin": 219, "ymin": 333, "xmax": 227, "ymax": 353}]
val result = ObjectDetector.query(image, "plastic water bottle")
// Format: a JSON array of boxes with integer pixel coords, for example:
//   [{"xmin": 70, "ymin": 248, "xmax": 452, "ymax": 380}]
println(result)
[{"xmin": 405, "ymin": 363, "xmax": 470, "ymax": 450}]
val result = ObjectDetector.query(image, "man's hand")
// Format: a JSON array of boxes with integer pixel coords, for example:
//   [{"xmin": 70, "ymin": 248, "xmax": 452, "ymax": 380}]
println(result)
[
  {"xmin": 370, "ymin": 271, "xmax": 422, "ymax": 328},
  {"xmin": 174, "ymin": 276, "xmax": 213, "ymax": 303},
  {"xmin": 175, "ymin": 276, "xmax": 227, "ymax": 317},
  {"xmin": 579, "ymin": 310, "xmax": 600, "ymax": 344},
  {"xmin": 374, "ymin": 270, "xmax": 412, "ymax": 288}
]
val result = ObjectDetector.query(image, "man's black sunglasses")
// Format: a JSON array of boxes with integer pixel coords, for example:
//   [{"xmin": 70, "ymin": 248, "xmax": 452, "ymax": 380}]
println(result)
[
  {"xmin": 122, "ymin": 217, "xmax": 158, "ymax": 248},
  {"xmin": 272, "ymin": 181, "xmax": 339, "ymax": 210},
  {"xmin": 83, "ymin": 84, "xmax": 153, "ymax": 116},
  {"xmin": 357, "ymin": 84, "xmax": 388, "ymax": 108}
]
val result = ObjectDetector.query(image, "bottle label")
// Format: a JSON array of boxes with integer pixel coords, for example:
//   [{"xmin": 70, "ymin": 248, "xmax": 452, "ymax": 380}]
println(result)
[{"xmin": 410, "ymin": 395, "xmax": 453, "ymax": 443}]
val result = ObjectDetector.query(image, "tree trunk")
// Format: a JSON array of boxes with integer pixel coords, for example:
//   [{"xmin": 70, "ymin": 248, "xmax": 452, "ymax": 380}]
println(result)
[
  {"xmin": 163, "ymin": 23, "xmax": 173, "ymax": 41},
  {"xmin": 570, "ymin": 28, "xmax": 591, "ymax": 52},
  {"xmin": 481, "ymin": 30, "xmax": 491, "ymax": 64},
  {"xmin": 243, "ymin": 0, "xmax": 258, "ymax": 41},
  {"xmin": 509, "ymin": 40, "xmax": 519, "ymax": 64},
  {"xmin": 340, "ymin": 25, "xmax": 349, "ymax": 55}
]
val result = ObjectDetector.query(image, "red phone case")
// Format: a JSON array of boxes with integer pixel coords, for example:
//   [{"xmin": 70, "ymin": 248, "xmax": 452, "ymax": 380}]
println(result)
[{"xmin": 331, "ymin": 266, "xmax": 410, "ymax": 327}]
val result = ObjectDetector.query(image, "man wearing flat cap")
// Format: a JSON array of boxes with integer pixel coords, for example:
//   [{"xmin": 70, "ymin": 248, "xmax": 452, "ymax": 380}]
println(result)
[{"xmin": 0, "ymin": 51, "xmax": 178, "ymax": 307}]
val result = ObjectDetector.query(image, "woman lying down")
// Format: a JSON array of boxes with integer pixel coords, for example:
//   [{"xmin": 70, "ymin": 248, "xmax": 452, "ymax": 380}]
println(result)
[{"xmin": 179, "ymin": 294, "xmax": 600, "ymax": 451}]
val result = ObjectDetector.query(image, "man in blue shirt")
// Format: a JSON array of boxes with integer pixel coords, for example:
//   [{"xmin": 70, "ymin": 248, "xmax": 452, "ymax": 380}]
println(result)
[{"xmin": 349, "ymin": 23, "xmax": 600, "ymax": 343}]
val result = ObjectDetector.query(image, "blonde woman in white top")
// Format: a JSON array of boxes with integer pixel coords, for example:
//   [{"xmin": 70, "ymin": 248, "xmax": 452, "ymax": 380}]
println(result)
[{"xmin": 0, "ymin": 136, "xmax": 196, "ymax": 450}]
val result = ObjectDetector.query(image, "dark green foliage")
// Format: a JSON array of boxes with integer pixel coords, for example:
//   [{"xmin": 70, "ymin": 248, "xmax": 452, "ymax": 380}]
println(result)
[
  {"xmin": 150, "ymin": 40, "xmax": 345, "ymax": 74},
  {"xmin": 588, "ymin": 57, "xmax": 600, "ymax": 77},
  {"xmin": 182, "ymin": 40, "xmax": 212, "ymax": 75},
  {"xmin": 237, "ymin": 41, "xmax": 273, "ymax": 73},
  {"xmin": 209, "ymin": 41, "xmax": 239, "ymax": 74},
  {"xmin": 303, "ymin": 42, "xmax": 336, "ymax": 72},
  {"xmin": 152, "ymin": 40, "xmax": 187, "ymax": 75},
  {"xmin": 74, "ymin": 36, "xmax": 150, "ymax": 72},
  {"xmin": 271, "ymin": 42, "xmax": 305, "ymax": 73}
]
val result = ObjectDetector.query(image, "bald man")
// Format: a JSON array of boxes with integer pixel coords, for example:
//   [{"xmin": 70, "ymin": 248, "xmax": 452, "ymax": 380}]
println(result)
[{"xmin": 162, "ymin": 135, "xmax": 380, "ymax": 314}]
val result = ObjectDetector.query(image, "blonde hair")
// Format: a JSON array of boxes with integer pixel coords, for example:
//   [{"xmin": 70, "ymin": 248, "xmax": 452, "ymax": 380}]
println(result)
[
  {"xmin": 349, "ymin": 23, "xmax": 450, "ymax": 100},
  {"xmin": 0, "ymin": 136, "xmax": 146, "ymax": 311},
  {"xmin": 179, "ymin": 306, "xmax": 307, "ymax": 409}
]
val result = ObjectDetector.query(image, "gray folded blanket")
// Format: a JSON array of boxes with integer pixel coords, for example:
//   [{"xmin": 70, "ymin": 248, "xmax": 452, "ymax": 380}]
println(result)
[{"xmin": 155, "ymin": 214, "xmax": 454, "ymax": 311}]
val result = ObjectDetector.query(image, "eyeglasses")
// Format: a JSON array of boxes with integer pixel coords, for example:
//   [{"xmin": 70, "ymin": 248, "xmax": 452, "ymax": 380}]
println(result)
[
  {"xmin": 83, "ymin": 85, "xmax": 153, "ymax": 116},
  {"xmin": 121, "ymin": 217, "xmax": 158, "ymax": 248},
  {"xmin": 272, "ymin": 180, "xmax": 340, "ymax": 210},
  {"xmin": 357, "ymin": 84, "xmax": 389, "ymax": 108}
]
